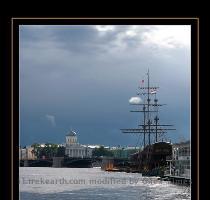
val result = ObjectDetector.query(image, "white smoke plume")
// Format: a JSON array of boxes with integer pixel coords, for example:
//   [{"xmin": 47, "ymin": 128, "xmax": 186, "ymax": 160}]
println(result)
[
  {"xmin": 129, "ymin": 97, "xmax": 142, "ymax": 104},
  {"xmin": 45, "ymin": 114, "xmax": 56, "ymax": 127}
]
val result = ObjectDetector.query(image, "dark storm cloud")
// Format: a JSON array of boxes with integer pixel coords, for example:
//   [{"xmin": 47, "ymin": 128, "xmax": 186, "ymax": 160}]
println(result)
[{"xmin": 19, "ymin": 25, "xmax": 191, "ymax": 146}]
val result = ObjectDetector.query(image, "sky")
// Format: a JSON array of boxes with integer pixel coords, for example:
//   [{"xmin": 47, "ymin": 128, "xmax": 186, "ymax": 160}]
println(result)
[{"xmin": 19, "ymin": 25, "xmax": 191, "ymax": 147}]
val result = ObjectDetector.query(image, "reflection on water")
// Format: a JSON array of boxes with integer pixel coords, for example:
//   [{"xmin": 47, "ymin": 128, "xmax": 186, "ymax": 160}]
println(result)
[{"xmin": 19, "ymin": 167, "xmax": 190, "ymax": 200}]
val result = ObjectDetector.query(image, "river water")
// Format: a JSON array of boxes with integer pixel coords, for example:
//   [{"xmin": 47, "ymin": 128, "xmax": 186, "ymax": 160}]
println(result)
[{"xmin": 19, "ymin": 167, "xmax": 190, "ymax": 200}]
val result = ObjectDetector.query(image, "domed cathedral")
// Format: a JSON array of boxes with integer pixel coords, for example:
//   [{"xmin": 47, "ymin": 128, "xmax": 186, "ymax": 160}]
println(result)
[
  {"xmin": 65, "ymin": 130, "xmax": 92, "ymax": 158},
  {"xmin": 66, "ymin": 130, "xmax": 78, "ymax": 145}
]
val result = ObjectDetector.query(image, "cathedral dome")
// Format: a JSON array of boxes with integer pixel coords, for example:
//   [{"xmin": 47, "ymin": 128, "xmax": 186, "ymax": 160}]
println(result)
[{"xmin": 66, "ymin": 130, "xmax": 77, "ymax": 136}]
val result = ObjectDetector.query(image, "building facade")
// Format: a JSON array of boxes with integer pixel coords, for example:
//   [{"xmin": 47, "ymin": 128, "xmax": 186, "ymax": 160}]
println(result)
[
  {"xmin": 172, "ymin": 141, "xmax": 191, "ymax": 178},
  {"xmin": 65, "ymin": 130, "xmax": 93, "ymax": 158},
  {"xmin": 164, "ymin": 141, "xmax": 191, "ymax": 178},
  {"xmin": 19, "ymin": 146, "xmax": 36, "ymax": 160},
  {"xmin": 110, "ymin": 146, "xmax": 138, "ymax": 159}
]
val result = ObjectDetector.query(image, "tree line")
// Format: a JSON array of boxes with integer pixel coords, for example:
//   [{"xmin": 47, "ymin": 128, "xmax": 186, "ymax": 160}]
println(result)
[{"xmin": 31, "ymin": 143, "xmax": 65, "ymax": 159}]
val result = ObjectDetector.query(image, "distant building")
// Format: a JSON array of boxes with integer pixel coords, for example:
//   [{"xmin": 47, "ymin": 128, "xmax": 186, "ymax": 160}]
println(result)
[
  {"xmin": 65, "ymin": 130, "xmax": 93, "ymax": 158},
  {"xmin": 19, "ymin": 146, "xmax": 36, "ymax": 160},
  {"xmin": 167, "ymin": 141, "xmax": 190, "ymax": 178},
  {"xmin": 110, "ymin": 146, "xmax": 139, "ymax": 159}
]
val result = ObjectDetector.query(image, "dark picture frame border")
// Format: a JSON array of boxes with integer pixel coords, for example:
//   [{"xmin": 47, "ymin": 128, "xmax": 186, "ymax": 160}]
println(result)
[{"xmin": 3, "ymin": 17, "xmax": 199, "ymax": 200}]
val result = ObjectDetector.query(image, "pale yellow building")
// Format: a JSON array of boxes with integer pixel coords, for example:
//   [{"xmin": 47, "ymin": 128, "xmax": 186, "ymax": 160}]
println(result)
[
  {"xmin": 19, "ymin": 146, "xmax": 36, "ymax": 160},
  {"xmin": 65, "ymin": 130, "xmax": 92, "ymax": 158}
]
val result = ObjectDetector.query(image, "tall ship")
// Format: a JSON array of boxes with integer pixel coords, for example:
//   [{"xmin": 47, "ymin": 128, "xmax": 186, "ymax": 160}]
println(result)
[{"xmin": 121, "ymin": 70, "xmax": 176, "ymax": 176}]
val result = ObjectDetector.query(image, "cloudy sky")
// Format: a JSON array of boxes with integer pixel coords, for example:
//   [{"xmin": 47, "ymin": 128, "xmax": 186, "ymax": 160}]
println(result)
[{"xmin": 19, "ymin": 25, "xmax": 191, "ymax": 147}]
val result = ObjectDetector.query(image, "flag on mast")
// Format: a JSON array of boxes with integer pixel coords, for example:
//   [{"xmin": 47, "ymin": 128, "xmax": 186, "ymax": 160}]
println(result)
[{"xmin": 150, "ymin": 89, "xmax": 157, "ymax": 94}]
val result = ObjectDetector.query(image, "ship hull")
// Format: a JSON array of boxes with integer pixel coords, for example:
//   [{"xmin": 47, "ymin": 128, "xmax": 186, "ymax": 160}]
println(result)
[{"xmin": 131, "ymin": 142, "xmax": 172, "ymax": 176}]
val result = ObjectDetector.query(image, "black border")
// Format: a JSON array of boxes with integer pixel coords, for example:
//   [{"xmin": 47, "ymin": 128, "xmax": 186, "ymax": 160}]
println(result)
[{"xmin": 1, "ymin": 17, "xmax": 200, "ymax": 200}]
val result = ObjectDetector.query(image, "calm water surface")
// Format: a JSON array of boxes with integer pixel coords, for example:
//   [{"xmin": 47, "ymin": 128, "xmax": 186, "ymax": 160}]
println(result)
[{"xmin": 19, "ymin": 167, "xmax": 190, "ymax": 200}]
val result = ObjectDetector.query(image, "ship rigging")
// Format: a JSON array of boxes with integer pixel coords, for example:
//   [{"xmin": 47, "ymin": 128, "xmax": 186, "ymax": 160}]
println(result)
[
  {"xmin": 120, "ymin": 70, "xmax": 176, "ymax": 175},
  {"xmin": 121, "ymin": 69, "xmax": 176, "ymax": 147}
]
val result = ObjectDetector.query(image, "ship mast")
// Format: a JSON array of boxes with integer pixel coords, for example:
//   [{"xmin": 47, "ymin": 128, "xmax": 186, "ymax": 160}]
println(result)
[
  {"xmin": 147, "ymin": 69, "xmax": 151, "ymax": 145},
  {"xmin": 121, "ymin": 70, "xmax": 175, "ymax": 148}
]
